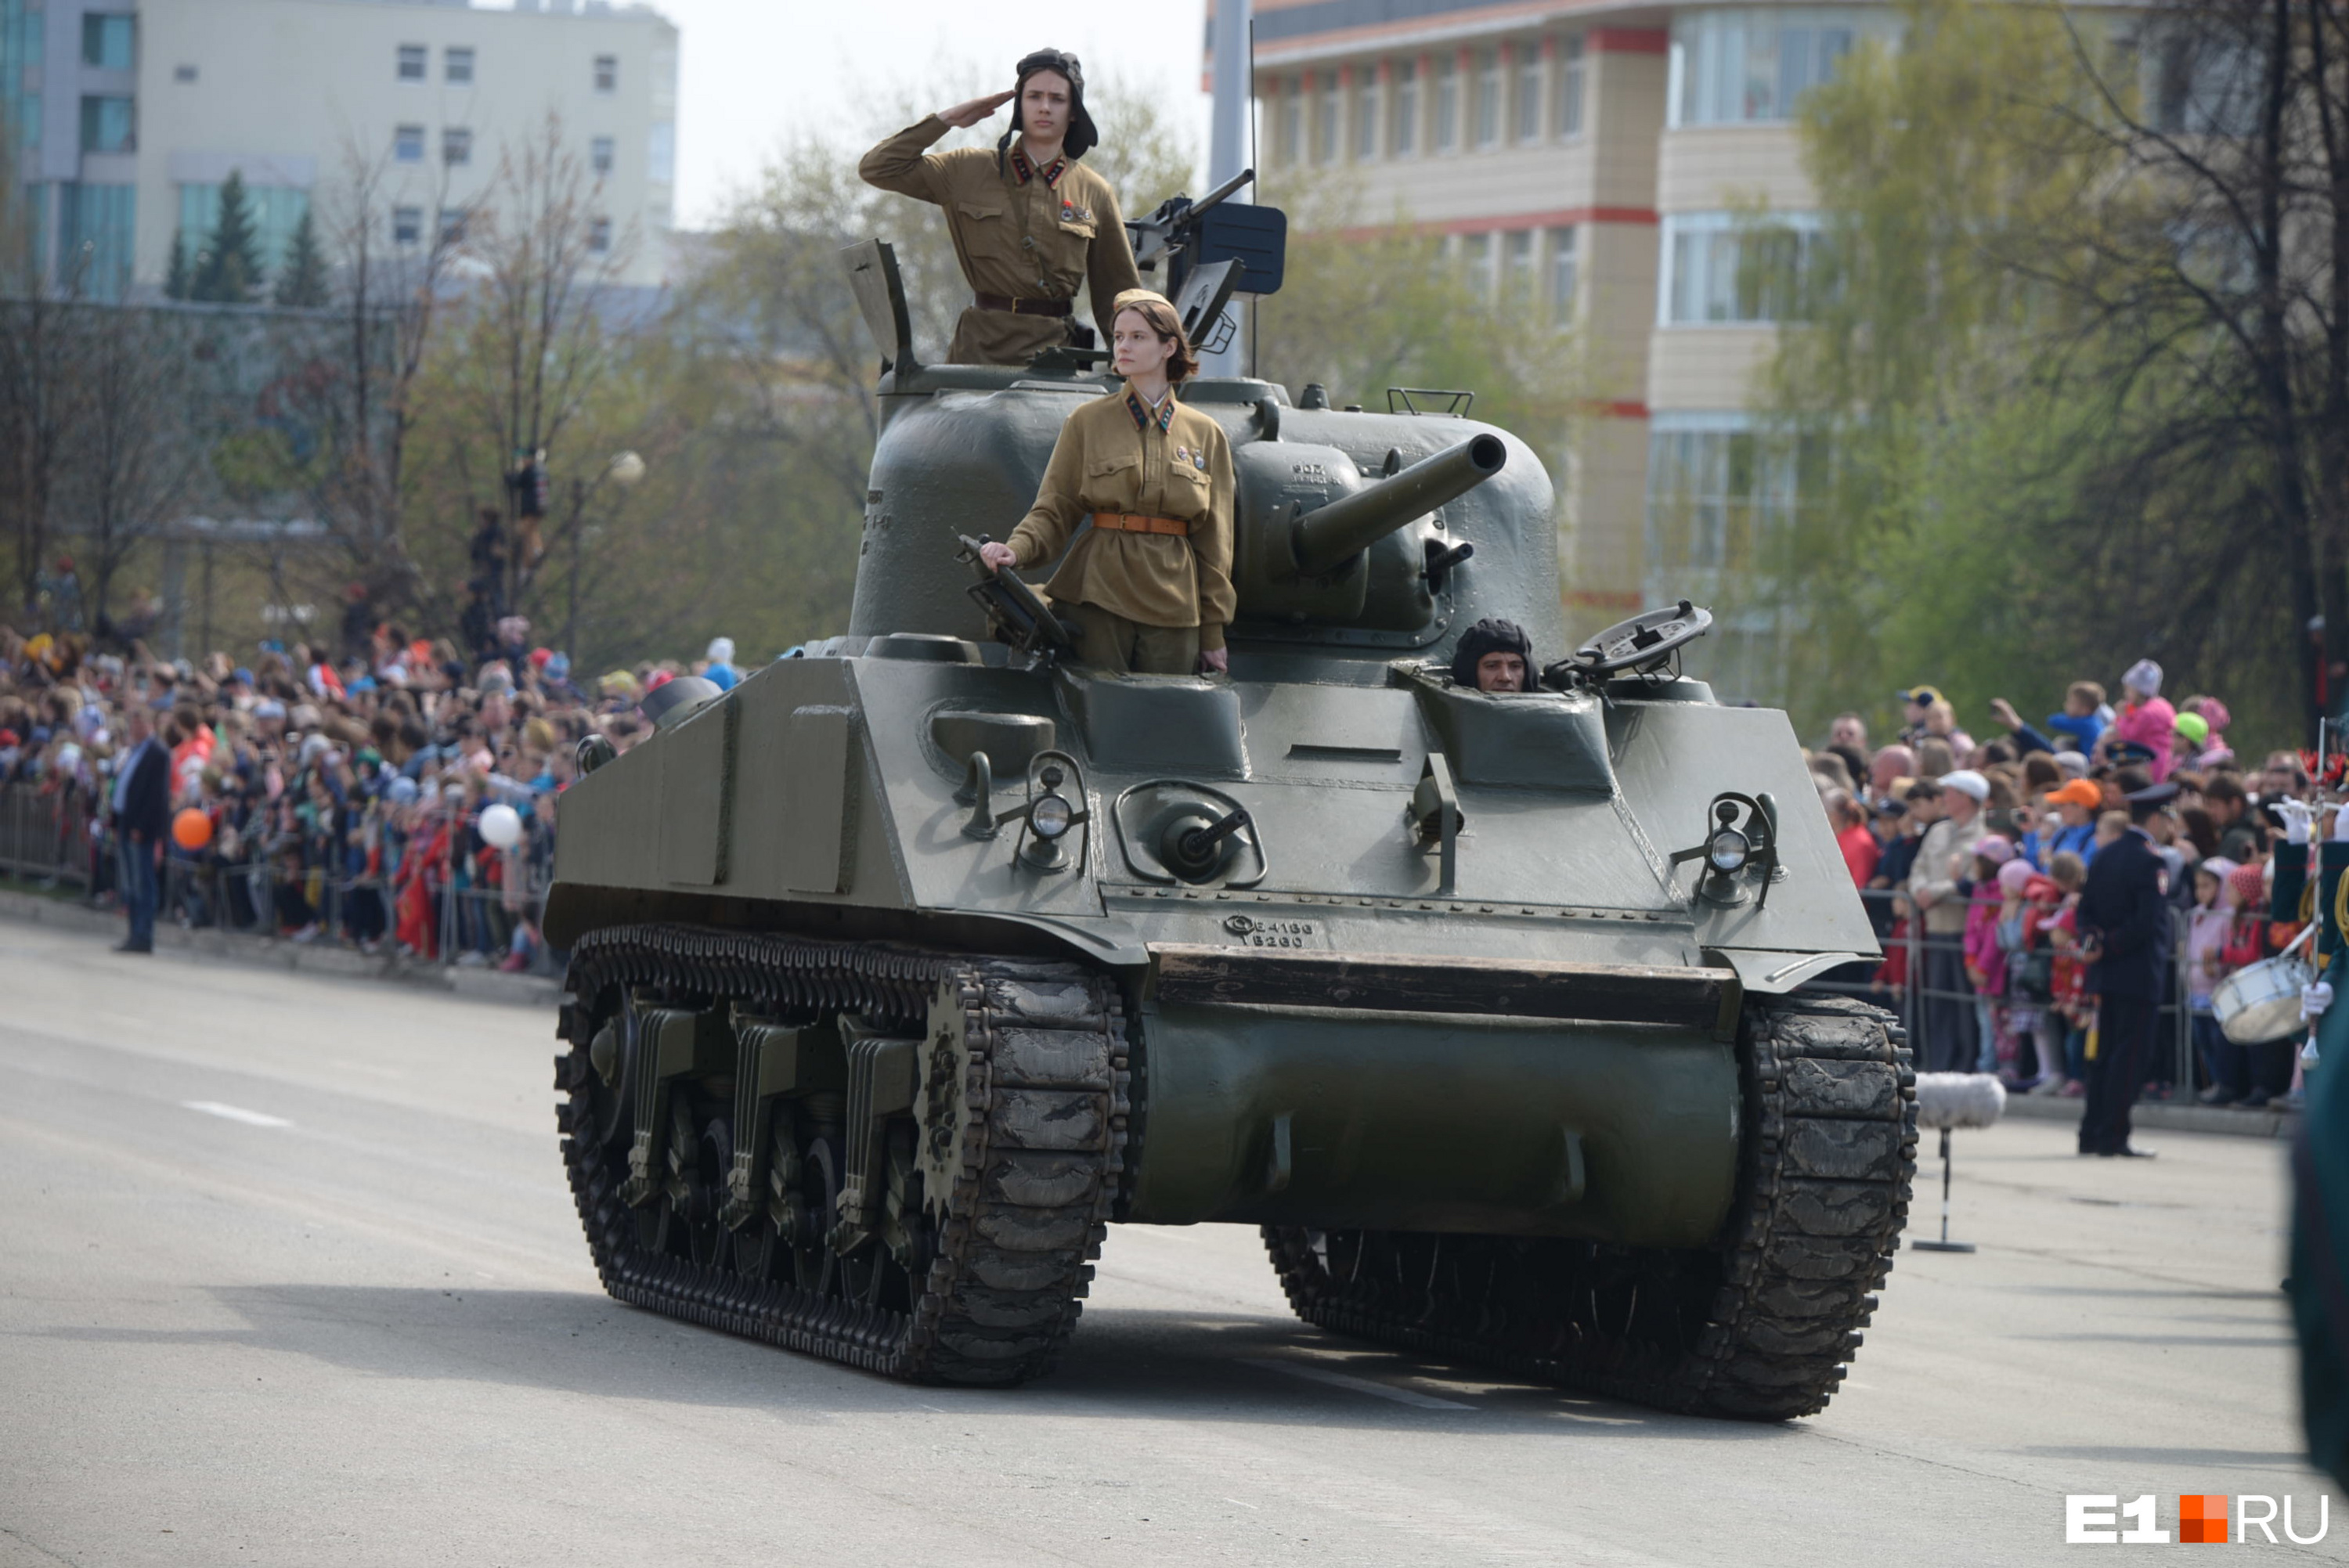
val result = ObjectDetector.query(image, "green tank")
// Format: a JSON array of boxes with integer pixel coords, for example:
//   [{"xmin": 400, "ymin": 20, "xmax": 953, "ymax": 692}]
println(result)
[{"xmin": 545, "ymin": 237, "xmax": 1914, "ymax": 1420}]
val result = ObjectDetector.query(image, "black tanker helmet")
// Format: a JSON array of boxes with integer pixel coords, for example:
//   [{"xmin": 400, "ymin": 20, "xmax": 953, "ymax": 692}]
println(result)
[
  {"xmin": 998, "ymin": 48, "xmax": 1099, "ymax": 169},
  {"xmin": 1449, "ymin": 617, "xmax": 1535, "ymax": 690}
]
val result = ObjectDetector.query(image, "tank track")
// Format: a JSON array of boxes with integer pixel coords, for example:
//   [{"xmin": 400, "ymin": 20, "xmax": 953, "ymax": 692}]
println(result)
[
  {"xmin": 1262, "ymin": 993, "xmax": 1915, "ymax": 1419},
  {"xmin": 554, "ymin": 923, "xmax": 1129, "ymax": 1386}
]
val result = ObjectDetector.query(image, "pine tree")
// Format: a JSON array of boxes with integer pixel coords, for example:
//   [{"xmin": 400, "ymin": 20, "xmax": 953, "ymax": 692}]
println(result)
[
  {"xmin": 191, "ymin": 171, "xmax": 264, "ymax": 304},
  {"xmin": 163, "ymin": 231, "xmax": 190, "ymax": 300},
  {"xmin": 272, "ymin": 205, "xmax": 329, "ymax": 308}
]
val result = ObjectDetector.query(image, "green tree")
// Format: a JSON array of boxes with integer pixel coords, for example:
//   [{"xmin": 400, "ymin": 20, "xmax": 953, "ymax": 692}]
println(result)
[
  {"xmin": 163, "ymin": 232, "xmax": 190, "ymax": 301},
  {"xmin": 272, "ymin": 205, "xmax": 329, "ymax": 308},
  {"xmin": 192, "ymin": 171, "xmax": 264, "ymax": 304},
  {"xmin": 1748, "ymin": 0, "xmax": 2344, "ymax": 748}
]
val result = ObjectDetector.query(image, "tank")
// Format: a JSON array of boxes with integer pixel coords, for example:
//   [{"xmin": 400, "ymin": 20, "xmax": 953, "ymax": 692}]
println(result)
[{"xmin": 544, "ymin": 238, "xmax": 1914, "ymax": 1420}]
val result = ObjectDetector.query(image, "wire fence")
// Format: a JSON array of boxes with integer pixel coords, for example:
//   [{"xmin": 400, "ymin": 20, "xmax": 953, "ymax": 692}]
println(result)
[{"xmin": 1, "ymin": 781, "xmax": 557, "ymax": 972}]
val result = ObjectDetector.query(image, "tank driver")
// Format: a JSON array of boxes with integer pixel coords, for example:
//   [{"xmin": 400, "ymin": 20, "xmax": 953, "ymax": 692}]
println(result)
[
  {"xmin": 980, "ymin": 290, "xmax": 1236, "ymax": 675},
  {"xmin": 1450, "ymin": 617, "xmax": 1537, "ymax": 693},
  {"xmin": 859, "ymin": 49, "xmax": 1144, "ymax": 367}
]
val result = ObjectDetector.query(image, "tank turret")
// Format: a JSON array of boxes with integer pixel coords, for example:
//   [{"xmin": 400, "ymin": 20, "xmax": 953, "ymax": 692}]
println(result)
[{"xmin": 1286, "ymin": 433, "xmax": 1505, "ymax": 577}]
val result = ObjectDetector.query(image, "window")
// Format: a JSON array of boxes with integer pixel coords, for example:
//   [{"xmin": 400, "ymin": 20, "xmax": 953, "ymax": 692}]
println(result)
[
  {"xmin": 60, "ymin": 182, "xmax": 135, "ymax": 299},
  {"xmin": 177, "ymin": 182, "xmax": 311, "ymax": 273},
  {"xmin": 1502, "ymin": 229, "xmax": 1537, "ymax": 305},
  {"xmin": 1557, "ymin": 35, "xmax": 1586, "ymax": 136},
  {"xmin": 1474, "ymin": 50, "xmax": 1501, "ymax": 147},
  {"xmin": 647, "ymin": 123, "xmax": 675, "ymax": 183},
  {"xmin": 438, "ymin": 207, "xmax": 467, "ymax": 245},
  {"xmin": 446, "ymin": 46, "xmax": 474, "ymax": 85},
  {"xmin": 397, "ymin": 43, "xmax": 426, "ymax": 82},
  {"xmin": 1514, "ymin": 48, "xmax": 1543, "ymax": 142},
  {"xmin": 1279, "ymin": 81, "xmax": 1303, "ymax": 164},
  {"xmin": 2150, "ymin": 31, "xmax": 2261, "ymax": 135},
  {"xmin": 79, "ymin": 96, "xmax": 134, "ymax": 153},
  {"xmin": 442, "ymin": 127, "xmax": 471, "ymax": 166},
  {"xmin": 591, "ymin": 135, "xmax": 615, "ymax": 175},
  {"xmin": 594, "ymin": 54, "xmax": 617, "ymax": 93},
  {"xmin": 81, "ymin": 13, "xmax": 134, "ymax": 70},
  {"xmin": 395, "ymin": 124, "xmax": 425, "ymax": 163},
  {"xmin": 1394, "ymin": 60, "xmax": 1417, "ymax": 154},
  {"xmin": 1457, "ymin": 232, "xmax": 1492, "ymax": 300},
  {"xmin": 1660, "ymin": 211, "xmax": 1823, "ymax": 323},
  {"xmin": 1644, "ymin": 414, "xmax": 1824, "ymax": 585},
  {"xmin": 1355, "ymin": 77, "xmax": 1380, "ymax": 159},
  {"xmin": 589, "ymin": 216, "xmax": 612, "ymax": 253},
  {"xmin": 1314, "ymin": 81, "xmax": 1338, "ymax": 163},
  {"xmin": 392, "ymin": 206, "xmax": 422, "ymax": 245},
  {"xmin": 1434, "ymin": 56, "xmax": 1457, "ymax": 151},
  {"xmin": 1548, "ymin": 225, "xmax": 1579, "ymax": 316},
  {"xmin": 1671, "ymin": 9, "xmax": 1899, "ymax": 127}
]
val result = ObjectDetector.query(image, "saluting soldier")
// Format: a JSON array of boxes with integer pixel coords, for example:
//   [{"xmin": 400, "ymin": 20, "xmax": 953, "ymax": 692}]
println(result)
[
  {"xmin": 860, "ymin": 49, "xmax": 1143, "ymax": 367},
  {"xmin": 980, "ymin": 290, "xmax": 1235, "ymax": 676}
]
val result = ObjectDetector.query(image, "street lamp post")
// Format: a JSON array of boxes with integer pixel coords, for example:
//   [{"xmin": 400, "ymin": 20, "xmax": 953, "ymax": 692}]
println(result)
[{"xmin": 564, "ymin": 450, "xmax": 646, "ymax": 668}]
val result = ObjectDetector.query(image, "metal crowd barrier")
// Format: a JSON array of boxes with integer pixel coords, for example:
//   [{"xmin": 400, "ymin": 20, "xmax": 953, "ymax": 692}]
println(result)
[
  {"xmin": 0, "ymin": 781, "xmax": 97, "ymax": 887},
  {"xmin": 1805, "ymin": 885, "xmax": 2216, "ymax": 1095},
  {"xmin": 1, "ymin": 783, "xmax": 557, "ymax": 975}
]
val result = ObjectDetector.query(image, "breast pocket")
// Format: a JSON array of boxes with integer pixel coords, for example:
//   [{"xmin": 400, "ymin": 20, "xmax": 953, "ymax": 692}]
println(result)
[{"xmin": 955, "ymin": 200, "xmax": 1007, "ymax": 231}]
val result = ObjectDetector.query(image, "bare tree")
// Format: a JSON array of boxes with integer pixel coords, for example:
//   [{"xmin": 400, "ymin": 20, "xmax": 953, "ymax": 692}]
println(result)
[{"xmin": 57, "ymin": 306, "xmax": 207, "ymax": 629}]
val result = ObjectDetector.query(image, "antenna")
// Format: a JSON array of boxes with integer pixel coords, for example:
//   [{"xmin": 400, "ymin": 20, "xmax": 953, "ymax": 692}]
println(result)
[{"xmin": 1249, "ymin": 15, "xmax": 1259, "ymax": 379}]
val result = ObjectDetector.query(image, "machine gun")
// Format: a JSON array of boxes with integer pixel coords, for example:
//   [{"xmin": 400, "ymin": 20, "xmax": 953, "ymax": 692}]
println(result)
[{"xmin": 1124, "ymin": 169, "xmax": 1286, "ymax": 355}]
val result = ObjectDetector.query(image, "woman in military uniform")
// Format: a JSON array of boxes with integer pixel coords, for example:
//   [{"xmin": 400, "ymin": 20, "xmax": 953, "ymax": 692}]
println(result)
[
  {"xmin": 980, "ymin": 290, "xmax": 1236, "ymax": 675},
  {"xmin": 859, "ymin": 49, "xmax": 1142, "ymax": 366}
]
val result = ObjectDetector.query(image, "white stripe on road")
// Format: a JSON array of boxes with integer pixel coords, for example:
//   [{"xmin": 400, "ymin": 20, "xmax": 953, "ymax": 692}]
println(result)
[
  {"xmin": 182, "ymin": 1101, "xmax": 291, "ymax": 1128},
  {"xmin": 1239, "ymin": 1357, "xmax": 1474, "ymax": 1410}
]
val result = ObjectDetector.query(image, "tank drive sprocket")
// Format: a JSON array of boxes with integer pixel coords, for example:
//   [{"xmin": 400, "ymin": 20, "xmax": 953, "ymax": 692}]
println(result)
[
  {"xmin": 554, "ymin": 924, "xmax": 1130, "ymax": 1384},
  {"xmin": 1261, "ymin": 993, "xmax": 1914, "ymax": 1419}
]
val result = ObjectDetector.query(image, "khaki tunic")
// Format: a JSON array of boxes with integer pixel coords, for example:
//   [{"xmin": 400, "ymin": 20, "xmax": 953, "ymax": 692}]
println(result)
[
  {"xmin": 1005, "ymin": 389, "xmax": 1238, "ymax": 651},
  {"xmin": 859, "ymin": 117, "xmax": 1144, "ymax": 367}
]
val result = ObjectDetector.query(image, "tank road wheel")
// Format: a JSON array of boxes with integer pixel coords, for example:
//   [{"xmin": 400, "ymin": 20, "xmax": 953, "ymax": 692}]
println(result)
[
  {"xmin": 553, "ymin": 925, "xmax": 1129, "ymax": 1385},
  {"xmin": 1262, "ymin": 993, "xmax": 1915, "ymax": 1421}
]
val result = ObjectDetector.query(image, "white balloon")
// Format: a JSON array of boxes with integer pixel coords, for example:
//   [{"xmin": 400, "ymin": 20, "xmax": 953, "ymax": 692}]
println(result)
[{"xmin": 478, "ymin": 801, "xmax": 525, "ymax": 850}]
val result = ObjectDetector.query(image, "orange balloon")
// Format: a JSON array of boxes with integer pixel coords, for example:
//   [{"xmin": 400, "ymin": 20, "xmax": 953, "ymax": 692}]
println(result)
[{"xmin": 172, "ymin": 808, "xmax": 213, "ymax": 851}]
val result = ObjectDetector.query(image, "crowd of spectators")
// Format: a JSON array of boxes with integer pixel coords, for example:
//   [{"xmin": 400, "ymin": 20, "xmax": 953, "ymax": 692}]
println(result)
[
  {"xmin": 0, "ymin": 619, "xmax": 745, "ymax": 971},
  {"xmin": 1810, "ymin": 659, "xmax": 2311, "ymax": 1108}
]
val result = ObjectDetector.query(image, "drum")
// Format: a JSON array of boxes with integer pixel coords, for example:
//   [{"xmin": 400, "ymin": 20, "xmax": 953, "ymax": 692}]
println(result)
[{"xmin": 2213, "ymin": 942, "xmax": 2316, "ymax": 1046}]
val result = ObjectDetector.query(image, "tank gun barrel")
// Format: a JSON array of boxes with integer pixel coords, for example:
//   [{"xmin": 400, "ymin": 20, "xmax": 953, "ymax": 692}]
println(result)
[{"xmin": 1289, "ymin": 434, "xmax": 1506, "ymax": 578}]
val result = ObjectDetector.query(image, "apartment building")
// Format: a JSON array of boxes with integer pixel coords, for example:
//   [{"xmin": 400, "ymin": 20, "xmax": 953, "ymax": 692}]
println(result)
[
  {"xmin": 1240, "ymin": 0, "xmax": 1896, "ymax": 681},
  {"xmin": 1, "ymin": 0, "xmax": 679, "ymax": 297}
]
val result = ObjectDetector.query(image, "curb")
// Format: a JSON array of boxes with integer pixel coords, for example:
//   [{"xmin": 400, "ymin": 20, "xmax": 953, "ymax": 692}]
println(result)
[
  {"xmin": 1998, "ymin": 1083, "xmax": 2304, "ymax": 1141},
  {"xmin": 0, "ymin": 886, "xmax": 562, "ymax": 1009}
]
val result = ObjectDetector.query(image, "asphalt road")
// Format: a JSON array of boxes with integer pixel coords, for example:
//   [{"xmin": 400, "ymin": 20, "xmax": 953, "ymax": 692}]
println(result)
[{"xmin": 0, "ymin": 920, "xmax": 2338, "ymax": 1566}]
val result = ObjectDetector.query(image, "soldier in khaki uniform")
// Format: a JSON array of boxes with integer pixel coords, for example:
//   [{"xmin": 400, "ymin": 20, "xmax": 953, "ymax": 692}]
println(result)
[
  {"xmin": 860, "ymin": 49, "xmax": 1143, "ymax": 367},
  {"xmin": 980, "ymin": 290, "xmax": 1236, "ymax": 675}
]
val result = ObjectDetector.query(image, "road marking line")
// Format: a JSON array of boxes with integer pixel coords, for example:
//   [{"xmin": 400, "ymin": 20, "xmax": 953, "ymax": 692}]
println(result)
[
  {"xmin": 1239, "ymin": 1356, "xmax": 1474, "ymax": 1410},
  {"xmin": 182, "ymin": 1101, "xmax": 291, "ymax": 1128}
]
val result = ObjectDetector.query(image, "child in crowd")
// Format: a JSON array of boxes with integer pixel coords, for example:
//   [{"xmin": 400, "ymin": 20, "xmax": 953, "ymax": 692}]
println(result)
[
  {"xmin": 2044, "ymin": 850, "xmax": 2092, "ymax": 1095},
  {"xmin": 2186, "ymin": 859, "xmax": 2240, "ymax": 1103},
  {"xmin": 1990, "ymin": 858, "xmax": 2046, "ymax": 1085},
  {"xmin": 2046, "ymin": 681, "xmax": 2109, "ymax": 755},
  {"xmin": 1963, "ymin": 835, "xmax": 2016, "ymax": 1075}
]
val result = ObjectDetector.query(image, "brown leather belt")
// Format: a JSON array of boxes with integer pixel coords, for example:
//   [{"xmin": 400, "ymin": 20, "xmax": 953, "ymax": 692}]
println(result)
[
  {"xmin": 1090, "ymin": 512, "xmax": 1189, "ymax": 537},
  {"xmin": 973, "ymin": 292, "xmax": 1072, "ymax": 317}
]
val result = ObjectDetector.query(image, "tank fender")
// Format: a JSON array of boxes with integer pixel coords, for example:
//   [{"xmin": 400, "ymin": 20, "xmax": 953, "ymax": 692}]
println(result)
[{"xmin": 1705, "ymin": 947, "xmax": 1867, "ymax": 995}]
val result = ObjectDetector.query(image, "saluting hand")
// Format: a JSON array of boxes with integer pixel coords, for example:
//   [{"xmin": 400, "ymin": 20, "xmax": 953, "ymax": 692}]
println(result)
[
  {"xmin": 978, "ymin": 542, "xmax": 1018, "ymax": 573},
  {"xmin": 938, "ymin": 89, "xmax": 1016, "ymax": 129}
]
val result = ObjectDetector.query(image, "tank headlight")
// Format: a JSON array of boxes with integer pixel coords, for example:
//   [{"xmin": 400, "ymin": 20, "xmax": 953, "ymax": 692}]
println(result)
[
  {"xmin": 1031, "ymin": 793, "xmax": 1074, "ymax": 840},
  {"xmin": 1707, "ymin": 827, "xmax": 1751, "ymax": 874}
]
